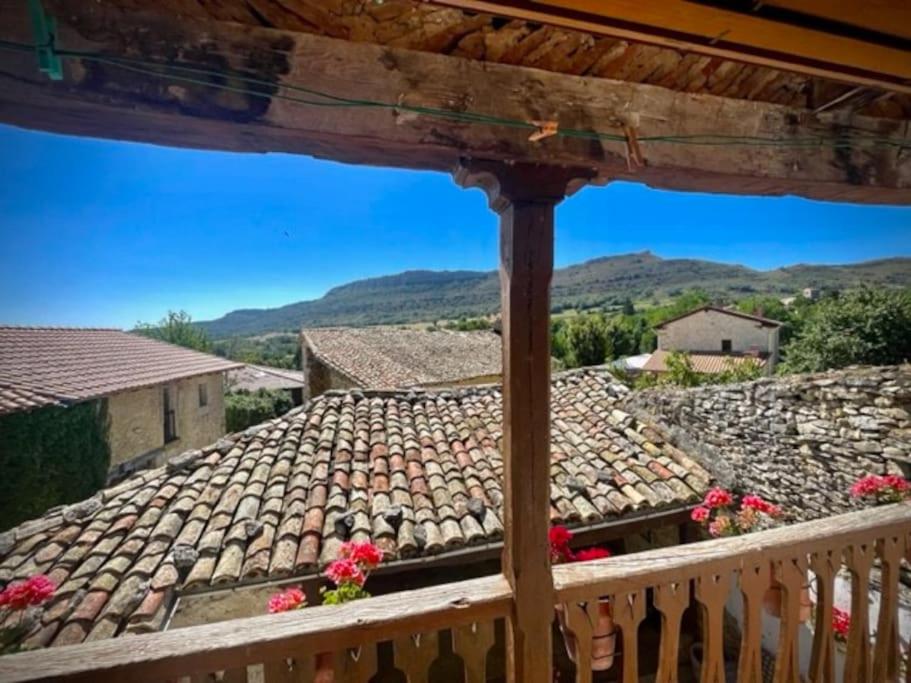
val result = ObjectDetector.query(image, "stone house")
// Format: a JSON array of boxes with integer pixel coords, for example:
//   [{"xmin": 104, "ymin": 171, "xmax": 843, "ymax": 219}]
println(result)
[
  {"xmin": 644, "ymin": 305, "xmax": 782, "ymax": 375},
  {"xmin": 226, "ymin": 364, "xmax": 305, "ymax": 406},
  {"xmin": 0, "ymin": 326, "xmax": 241, "ymax": 479},
  {"xmin": 300, "ymin": 326, "xmax": 502, "ymax": 399}
]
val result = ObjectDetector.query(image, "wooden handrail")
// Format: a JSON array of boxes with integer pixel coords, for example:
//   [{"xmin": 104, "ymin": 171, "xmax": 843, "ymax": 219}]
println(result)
[
  {"xmin": 0, "ymin": 574, "xmax": 512, "ymax": 683},
  {"xmin": 553, "ymin": 503, "xmax": 911, "ymax": 602}
]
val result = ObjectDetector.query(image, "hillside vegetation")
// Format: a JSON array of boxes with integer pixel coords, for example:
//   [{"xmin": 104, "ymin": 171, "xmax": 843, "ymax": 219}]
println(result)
[{"xmin": 200, "ymin": 252, "xmax": 911, "ymax": 337}]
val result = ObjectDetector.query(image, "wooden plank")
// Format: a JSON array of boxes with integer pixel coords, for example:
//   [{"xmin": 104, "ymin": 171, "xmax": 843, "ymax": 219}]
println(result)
[
  {"xmin": 554, "ymin": 505, "xmax": 911, "ymax": 602},
  {"xmin": 844, "ymin": 543, "xmax": 875, "ymax": 683},
  {"xmin": 872, "ymin": 535, "xmax": 902, "ymax": 683},
  {"xmin": 653, "ymin": 581, "xmax": 689, "ymax": 683},
  {"xmin": 394, "ymin": 632, "xmax": 439, "ymax": 683},
  {"xmin": 452, "ymin": 621, "xmax": 496, "ymax": 683},
  {"xmin": 430, "ymin": 0, "xmax": 911, "ymax": 93},
  {"xmin": 694, "ymin": 573, "xmax": 730, "ymax": 683},
  {"xmin": 610, "ymin": 590, "xmax": 646, "ymax": 683},
  {"xmin": 561, "ymin": 602, "xmax": 597, "ymax": 683},
  {"xmin": 735, "ymin": 564, "xmax": 766, "ymax": 683},
  {"xmin": 0, "ymin": 574, "xmax": 512, "ymax": 683},
  {"xmin": 808, "ymin": 549, "xmax": 840, "ymax": 683},
  {"xmin": 771, "ymin": 558, "xmax": 805, "ymax": 683},
  {"xmin": 0, "ymin": 1, "xmax": 909, "ymax": 204},
  {"xmin": 334, "ymin": 646, "xmax": 378, "ymax": 683},
  {"xmin": 263, "ymin": 657, "xmax": 315, "ymax": 683}
]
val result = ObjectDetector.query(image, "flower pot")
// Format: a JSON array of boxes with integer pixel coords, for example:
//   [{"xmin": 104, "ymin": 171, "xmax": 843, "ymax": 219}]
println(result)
[
  {"xmin": 555, "ymin": 598, "xmax": 616, "ymax": 671},
  {"xmin": 314, "ymin": 652, "xmax": 335, "ymax": 683},
  {"xmin": 762, "ymin": 567, "xmax": 812, "ymax": 622}
]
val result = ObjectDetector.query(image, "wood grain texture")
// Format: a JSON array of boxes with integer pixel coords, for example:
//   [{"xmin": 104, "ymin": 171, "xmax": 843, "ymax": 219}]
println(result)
[
  {"xmin": 844, "ymin": 542, "xmax": 875, "ymax": 683},
  {"xmin": 772, "ymin": 558, "xmax": 806, "ymax": 683},
  {"xmin": 452, "ymin": 621, "xmax": 496, "ymax": 683},
  {"xmin": 562, "ymin": 601, "xmax": 598, "ymax": 683},
  {"xmin": 263, "ymin": 657, "xmax": 315, "ymax": 683},
  {"xmin": 0, "ymin": 574, "xmax": 512, "ymax": 683},
  {"xmin": 808, "ymin": 549, "xmax": 840, "ymax": 683},
  {"xmin": 610, "ymin": 590, "xmax": 646, "ymax": 683},
  {"xmin": 333, "ymin": 645, "xmax": 378, "ymax": 683},
  {"xmin": 653, "ymin": 581, "xmax": 689, "ymax": 683},
  {"xmin": 394, "ymin": 632, "xmax": 440, "ymax": 683},
  {"xmin": 0, "ymin": 1, "xmax": 909, "ymax": 204},
  {"xmin": 554, "ymin": 505, "xmax": 911, "ymax": 602},
  {"xmin": 694, "ymin": 573, "xmax": 731, "ymax": 683},
  {"xmin": 736, "ymin": 564, "xmax": 767, "ymax": 683},
  {"xmin": 872, "ymin": 535, "xmax": 903, "ymax": 683}
]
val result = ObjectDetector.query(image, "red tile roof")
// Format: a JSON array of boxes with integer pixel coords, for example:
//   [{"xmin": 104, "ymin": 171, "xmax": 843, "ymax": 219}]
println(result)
[
  {"xmin": 0, "ymin": 369, "xmax": 710, "ymax": 646},
  {"xmin": 0, "ymin": 327, "xmax": 242, "ymax": 414},
  {"xmin": 643, "ymin": 350, "xmax": 768, "ymax": 374}
]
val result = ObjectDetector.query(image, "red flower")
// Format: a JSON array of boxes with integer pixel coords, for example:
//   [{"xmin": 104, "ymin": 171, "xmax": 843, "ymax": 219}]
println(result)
[
  {"xmin": 741, "ymin": 495, "xmax": 781, "ymax": 517},
  {"xmin": 268, "ymin": 587, "xmax": 306, "ymax": 613},
  {"xmin": 850, "ymin": 473, "xmax": 911, "ymax": 502},
  {"xmin": 882, "ymin": 475, "xmax": 910, "ymax": 492},
  {"xmin": 574, "ymin": 547, "xmax": 611, "ymax": 562},
  {"xmin": 850, "ymin": 474, "xmax": 883, "ymax": 498},
  {"xmin": 326, "ymin": 559, "xmax": 366, "ymax": 587},
  {"xmin": 339, "ymin": 542, "xmax": 384, "ymax": 569},
  {"xmin": 703, "ymin": 487, "xmax": 734, "ymax": 509},
  {"xmin": 690, "ymin": 506, "xmax": 710, "ymax": 523},
  {"xmin": 0, "ymin": 575, "xmax": 56, "ymax": 611},
  {"xmin": 832, "ymin": 607, "xmax": 850, "ymax": 640},
  {"xmin": 549, "ymin": 525, "xmax": 575, "ymax": 564}
]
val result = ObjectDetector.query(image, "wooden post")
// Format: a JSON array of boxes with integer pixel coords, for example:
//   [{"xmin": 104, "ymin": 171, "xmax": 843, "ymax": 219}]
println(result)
[{"xmin": 455, "ymin": 160, "xmax": 594, "ymax": 683}]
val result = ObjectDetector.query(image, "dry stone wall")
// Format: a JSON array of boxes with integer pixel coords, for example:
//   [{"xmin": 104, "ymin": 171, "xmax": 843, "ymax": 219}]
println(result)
[{"xmin": 623, "ymin": 365, "xmax": 911, "ymax": 522}]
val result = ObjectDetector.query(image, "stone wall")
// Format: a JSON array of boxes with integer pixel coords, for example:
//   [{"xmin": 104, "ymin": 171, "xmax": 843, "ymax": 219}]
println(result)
[
  {"xmin": 658, "ymin": 308, "xmax": 779, "ymax": 359},
  {"xmin": 107, "ymin": 372, "xmax": 227, "ymax": 476},
  {"xmin": 622, "ymin": 365, "xmax": 911, "ymax": 521}
]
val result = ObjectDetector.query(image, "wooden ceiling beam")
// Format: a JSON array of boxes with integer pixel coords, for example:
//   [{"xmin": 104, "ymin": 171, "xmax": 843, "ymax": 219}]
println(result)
[
  {"xmin": 430, "ymin": 0, "xmax": 911, "ymax": 94},
  {"xmin": 0, "ymin": 0, "xmax": 909, "ymax": 204}
]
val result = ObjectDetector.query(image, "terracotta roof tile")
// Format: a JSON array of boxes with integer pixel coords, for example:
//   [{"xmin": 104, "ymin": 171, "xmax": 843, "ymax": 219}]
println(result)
[
  {"xmin": 643, "ymin": 349, "xmax": 768, "ymax": 374},
  {"xmin": 0, "ymin": 326, "xmax": 241, "ymax": 414},
  {"xmin": 0, "ymin": 368, "xmax": 709, "ymax": 646},
  {"xmin": 302, "ymin": 326, "xmax": 501, "ymax": 388}
]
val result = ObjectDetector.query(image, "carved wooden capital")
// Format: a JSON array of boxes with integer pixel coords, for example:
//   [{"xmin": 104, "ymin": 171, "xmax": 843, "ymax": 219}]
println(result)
[{"xmin": 453, "ymin": 159, "xmax": 597, "ymax": 213}]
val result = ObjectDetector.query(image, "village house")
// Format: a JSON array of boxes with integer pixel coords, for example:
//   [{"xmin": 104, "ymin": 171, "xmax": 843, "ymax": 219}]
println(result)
[
  {"xmin": 0, "ymin": 326, "xmax": 241, "ymax": 479},
  {"xmin": 300, "ymin": 326, "xmax": 501, "ymax": 398},
  {"xmin": 643, "ymin": 305, "xmax": 782, "ymax": 376}
]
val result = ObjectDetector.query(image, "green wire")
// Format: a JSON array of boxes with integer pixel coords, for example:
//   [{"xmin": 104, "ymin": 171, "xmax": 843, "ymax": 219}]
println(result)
[{"xmin": 0, "ymin": 37, "xmax": 906, "ymax": 150}]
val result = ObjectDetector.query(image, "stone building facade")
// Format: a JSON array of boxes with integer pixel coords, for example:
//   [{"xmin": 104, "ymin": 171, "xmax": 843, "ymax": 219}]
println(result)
[
  {"xmin": 623, "ymin": 364, "xmax": 911, "ymax": 521},
  {"xmin": 107, "ymin": 371, "xmax": 228, "ymax": 478}
]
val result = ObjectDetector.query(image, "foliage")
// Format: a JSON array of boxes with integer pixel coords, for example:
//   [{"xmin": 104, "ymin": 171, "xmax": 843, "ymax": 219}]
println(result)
[
  {"xmin": 0, "ymin": 401, "xmax": 110, "ymax": 530},
  {"xmin": 135, "ymin": 310, "xmax": 211, "ymax": 352},
  {"xmin": 199, "ymin": 253, "xmax": 911, "ymax": 337},
  {"xmin": 555, "ymin": 314, "xmax": 610, "ymax": 368},
  {"xmin": 214, "ymin": 333, "xmax": 300, "ymax": 369},
  {"xmin": 779, "ymin": 288, "xmax": 911, "ymax": 373},
  {"xmin": 225, "ymin": 390, "xmax": 294, "ymax": 432},
  {"xmin": 714, "ymin": 357, "xmax": 764, "ymax": 384},
  {"xmin": 849, "ymin": 473, "xmax": 910, "ymax": 504},
  {"xmin": 663, "ymin": 350, "xmax": 704, "ymax": 387},
  {"xmin": 442, "ymin": 317, "xmax": 493, "ymax": 332}
]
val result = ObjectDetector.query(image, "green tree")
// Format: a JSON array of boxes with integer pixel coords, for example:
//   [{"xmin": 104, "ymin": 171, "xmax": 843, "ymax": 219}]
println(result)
[
  {"xmin": 780, "ymin": 287, "xmax": 911, "ymax": 373},
  {"xmin": 561, "ymin": 314, "xmax": 610, "ymax": 368},
  {"xmin": 136, "ymin": 310, "xmax": 211, "ymax": 352},
  {"xmin": 225, "ymin": 390, "xmax": 294, "ymax": 432}
]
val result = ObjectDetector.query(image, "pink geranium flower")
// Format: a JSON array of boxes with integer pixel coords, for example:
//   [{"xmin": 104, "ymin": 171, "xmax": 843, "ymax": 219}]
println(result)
[
  {"xmin": 703, "ymin": 487, "xmax": 734, "ymax": 509},
  {"xmin": 741, "ymin": 495, "xmax": 781, "ymax": 517},
  {"xmin": 339, "ymin": 541, "xmax": 384, "ymax": 569},
  {"xmin": 268, "ymin": 587, "xmax": 306, "ymax": 613},
  {"xmin": 690, "ymin": 506, "xmax": 710, "ymax": 522},
  {"xmin": 0, "ymin": 575, "xmax": 56, "ymax": 611},
  {"xmin": 549, "ymin": 525, "xmax": 575, "ymax": 564},
  {"xmin": 832, "ymin": 607, "xmax": 850, "ymax": 641},
  {"xmin": 325, "ymin": 559, "xmax": 366, "ymax": 587},
  {"xmin": 574, "ymin": 547, "xmax": 611, "ymax": 562}
]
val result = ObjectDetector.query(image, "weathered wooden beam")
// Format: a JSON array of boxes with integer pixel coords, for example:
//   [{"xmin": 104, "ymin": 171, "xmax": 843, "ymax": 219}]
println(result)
[
  {"xmin": 0, "ymin": 0, "xmax": 909, "ymax": 203},
  {"xmin": 430, "ymin": 0, "xmax": 911, "ymax": 94},
  {"xmin": 455, "ymin": 160, "xmax": 594, "ymax": 683}
]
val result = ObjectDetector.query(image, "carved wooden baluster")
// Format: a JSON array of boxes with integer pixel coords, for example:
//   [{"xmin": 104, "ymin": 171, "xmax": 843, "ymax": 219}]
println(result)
[
  {"xmin": 809, "ymin": 548, "xmax": 840, "ymax": 683},
  {"xmin": 773, "ymin": 557, "xmax": 807, "ymax": 683},
  {"xmin": 452, "ymin": 621, "xmax": 496, "ymax": 683},
  {"xmin": 562, "ymin": 601, "xmax": 598, "ymax": 683},
  {"xmin": 394, "ymin": 632, "xmax": 440, "ymax": 683},
  {"xmin": 653, "ymin": 580, "xmax": 690, "ymax": 683},
  {"xmin": 694, "ymin": 572, "xmax": 731, "ymax": 683},
  {"xmin": 335, "ymin": 645, "xmax": 379, "ymax": 683},
  {"xmin": 263, "ymin": 656, "xmax": 316, "ymax": 683},
  {"xmin": 873, "ymin": 535, "xmax": 902, "ymax": 683},
  {"xmin": 221, "ymin": 668, "xmax": 250, "ymax": 683},
  {"xmin": 844, "ymin": 542, "xmax": 875, "ymax": 683},
  {"xmin": 737, "ymin": 563, "xmax": 767, "ymax": 683},
  {"xmin": 906, "ymin": 531, "xmax": 911, "ymax": 683},
  {"xmin": 611, "ymin": 590, "xmax": 647, "ymax": 683}
]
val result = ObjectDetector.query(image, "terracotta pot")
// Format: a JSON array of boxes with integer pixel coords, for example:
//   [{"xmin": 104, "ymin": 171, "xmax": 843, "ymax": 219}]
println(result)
[
  {"xmin": 762, "ymin": 567, "xmax": 813, "ymax": 622},
  {"xmin": 555, "ymin": 598, "xmax": 616, "ymax": 671},
  {"xmin": 314, "ymin": 652, "xmax": 335, "ymax": 683}
]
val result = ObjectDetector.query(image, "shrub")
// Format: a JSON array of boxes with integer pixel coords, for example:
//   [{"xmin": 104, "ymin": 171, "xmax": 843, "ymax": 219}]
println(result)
[{"xmin": 225, "ymin": 390, "xmax": 294, "ymax": 432}]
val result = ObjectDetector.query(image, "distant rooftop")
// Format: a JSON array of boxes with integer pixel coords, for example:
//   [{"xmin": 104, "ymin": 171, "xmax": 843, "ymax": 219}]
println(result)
[
  {"xmin": 0, "ymin": 326, "xmax": 241, "ymax": 415},
  {"xmin": 643, "ymin": 349, "xmax": 768, "ymax": 374},
  {"xmin": 228, "ymin": 364, "xmax": 304, "ymax": 392},
  {"xmin": 302, "ymin": 326, "xmax": 502, "ymax": 389}
]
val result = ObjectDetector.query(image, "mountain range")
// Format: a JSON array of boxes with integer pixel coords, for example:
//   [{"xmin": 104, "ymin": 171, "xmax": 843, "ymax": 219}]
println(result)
[{"xmin": 199, "ymin": 252, "xmax": 911, "ymax": 338}]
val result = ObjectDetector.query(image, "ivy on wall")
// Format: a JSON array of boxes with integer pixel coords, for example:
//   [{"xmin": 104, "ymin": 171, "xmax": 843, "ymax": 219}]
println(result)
[{"xmin": 0, "ymin": 400, "xmax": 111, "ymax": 531}]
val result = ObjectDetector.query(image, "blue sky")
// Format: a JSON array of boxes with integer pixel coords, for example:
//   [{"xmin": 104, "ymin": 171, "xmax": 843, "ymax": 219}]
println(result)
[{"xmin": 0, "ymin": 123, "xmax": 909, "ymax": 329}]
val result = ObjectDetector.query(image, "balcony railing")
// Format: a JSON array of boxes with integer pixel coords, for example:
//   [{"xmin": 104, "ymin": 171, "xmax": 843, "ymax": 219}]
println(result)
[{"xmin": 0, "ymin": 504, "xmax": 908, "ymax": 683}]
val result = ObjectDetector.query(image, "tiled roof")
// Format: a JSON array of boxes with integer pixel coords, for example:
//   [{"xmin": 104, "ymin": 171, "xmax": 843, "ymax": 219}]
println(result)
[
  {"xmin": 643, "ymin": 350, "xmax": 768, "ymax": 374},
  {"xmin": 0, "ymin": 327, "xmax": 242, "ymax": 414},
  {"xmin": 0, "ymin": 369, "xmax": 710, "ymax": 647},
  {"xmin": 655, "ymin": 305, "xmax": 782, "ymax": 329},
  {"xmin": 302, "ymin": 326, "xmax": 502, "ymax": 388},
  {"xmin": 227, "ymin": 365, "xmax": 304, "ymax": 392}
]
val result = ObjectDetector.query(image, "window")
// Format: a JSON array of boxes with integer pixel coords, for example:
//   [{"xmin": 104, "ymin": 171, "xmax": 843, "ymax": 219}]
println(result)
[
  {"xmin": 721, "ymin": 339, "xmax": 732, "ymax": 352},
  {"xmin": 198, "ymin": 382, "xmax": 208, "ymax": 408},
  {"xmin": 163, "ymin": 387, "xmax": 177, "ymax": 443}
]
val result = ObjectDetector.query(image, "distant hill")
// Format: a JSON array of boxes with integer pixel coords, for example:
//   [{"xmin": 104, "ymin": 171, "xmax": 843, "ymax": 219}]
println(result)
[{"xmin": 199, "ymin": 252, "xmax": 911, "ymax": 338}]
